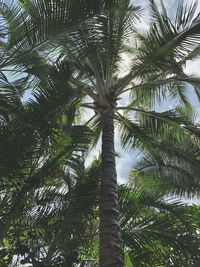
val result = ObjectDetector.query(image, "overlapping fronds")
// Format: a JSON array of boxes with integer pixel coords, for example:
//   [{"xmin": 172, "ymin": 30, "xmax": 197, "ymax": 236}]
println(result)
[
  {"xmin": 0, "ymin": 0, "xmax": 103, "ymax": 67},
  {"xmin": 119, "ymin": 185, "xmax": 200, "ymax": 266}
]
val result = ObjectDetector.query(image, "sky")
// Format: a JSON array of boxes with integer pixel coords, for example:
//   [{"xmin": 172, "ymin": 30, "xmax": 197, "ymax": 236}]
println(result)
[
  {"xmin": 121, "ymin": 0, "xmax": 200, "ymax": 182},
  {"xmin": 86, "ymin": 0, "xmax": 200, "ymax": 186}
]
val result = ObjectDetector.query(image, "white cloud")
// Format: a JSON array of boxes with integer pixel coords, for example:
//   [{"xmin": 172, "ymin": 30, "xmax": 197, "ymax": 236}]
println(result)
[{"xmin": 185, "ymin": 59, "xmax": 200, "ymax": 76}]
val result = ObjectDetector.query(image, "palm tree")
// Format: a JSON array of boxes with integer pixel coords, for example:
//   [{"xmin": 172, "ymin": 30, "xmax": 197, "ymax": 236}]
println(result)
[
  {"xmin": 1, "ymin": 0, "xmax": 200, "ymax": 266},
  {"xmin": 40, "ymin": 2, "xmax": 200, "ymax": 265},
  {"xmin": 2, "ymin": 70, "xmax": 200, "ymax": 267},
  {"xmin": 0, "ymin": 59, "xmax": 93, "ymax": 246}
]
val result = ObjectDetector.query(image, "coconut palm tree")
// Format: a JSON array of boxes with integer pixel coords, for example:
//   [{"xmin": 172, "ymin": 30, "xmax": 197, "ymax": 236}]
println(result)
[
  {"xmin": 2, "ymin": 65, "xmax": 200, "ymax": 267},
  {"xmin": 0, "ymin": 58, "xmax": 93, "ymax": 246},
  {"xmin": 2, "ymin": 64, "xmax": 200, "ymax": 266},
  {"xmin": 1, "ymin": 0, "xmax": 200, "ymax": 266},
  {"xmin": 38, "ymin": 2, "xmax": 200, "ymax": 266}
]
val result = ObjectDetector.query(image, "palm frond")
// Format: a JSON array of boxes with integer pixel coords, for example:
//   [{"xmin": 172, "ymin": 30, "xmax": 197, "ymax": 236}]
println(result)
[
  {"xmin": 113, "ymin": 0, "xmax": 200, "ymax": 94},
  {"xmin": 119, "ymin": 185, "xmax": 200, "ymax": 266}
]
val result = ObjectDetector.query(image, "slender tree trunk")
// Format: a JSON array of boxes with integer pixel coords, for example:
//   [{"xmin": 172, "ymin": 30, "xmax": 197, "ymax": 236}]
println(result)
[{"xmin": 99, "ymin": 108, "xmax": 123, "ymax": 267}]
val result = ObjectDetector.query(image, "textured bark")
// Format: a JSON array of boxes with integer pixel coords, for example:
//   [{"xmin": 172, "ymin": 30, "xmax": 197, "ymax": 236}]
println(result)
[{"xmin": 99, "ymin": 109, "xmax": 123, "ymax": 267}]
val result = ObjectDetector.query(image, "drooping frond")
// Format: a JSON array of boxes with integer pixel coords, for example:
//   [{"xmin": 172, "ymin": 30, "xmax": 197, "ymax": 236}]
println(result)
[
  {"xmin": 119, "ymin": 185, "xmax": 200, "ymax": 266},
  {"xmin": 0, "ymin": 0, "xmax": 103, "ymax": 67},
  {"xmin": 112, "ymin": 0, "xmax": 200, "ymax": 98}
]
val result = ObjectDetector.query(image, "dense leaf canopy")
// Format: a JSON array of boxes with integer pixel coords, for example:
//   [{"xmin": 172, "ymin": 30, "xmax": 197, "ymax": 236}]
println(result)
[{"xmin": 0, "ymin": 0, "xmax": 200, "ymax": 266}]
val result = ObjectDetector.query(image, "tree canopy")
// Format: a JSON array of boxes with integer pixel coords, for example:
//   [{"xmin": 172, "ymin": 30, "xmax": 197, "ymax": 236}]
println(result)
[{"xmin": 0, "ymin": 0, "xmax": 200, "ymax": 266}]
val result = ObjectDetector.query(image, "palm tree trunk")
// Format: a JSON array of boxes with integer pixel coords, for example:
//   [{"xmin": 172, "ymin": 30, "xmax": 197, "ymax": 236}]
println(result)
[{"xmin": 99, "ymin": 108, "xmax": 123, "ymax": 267}]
